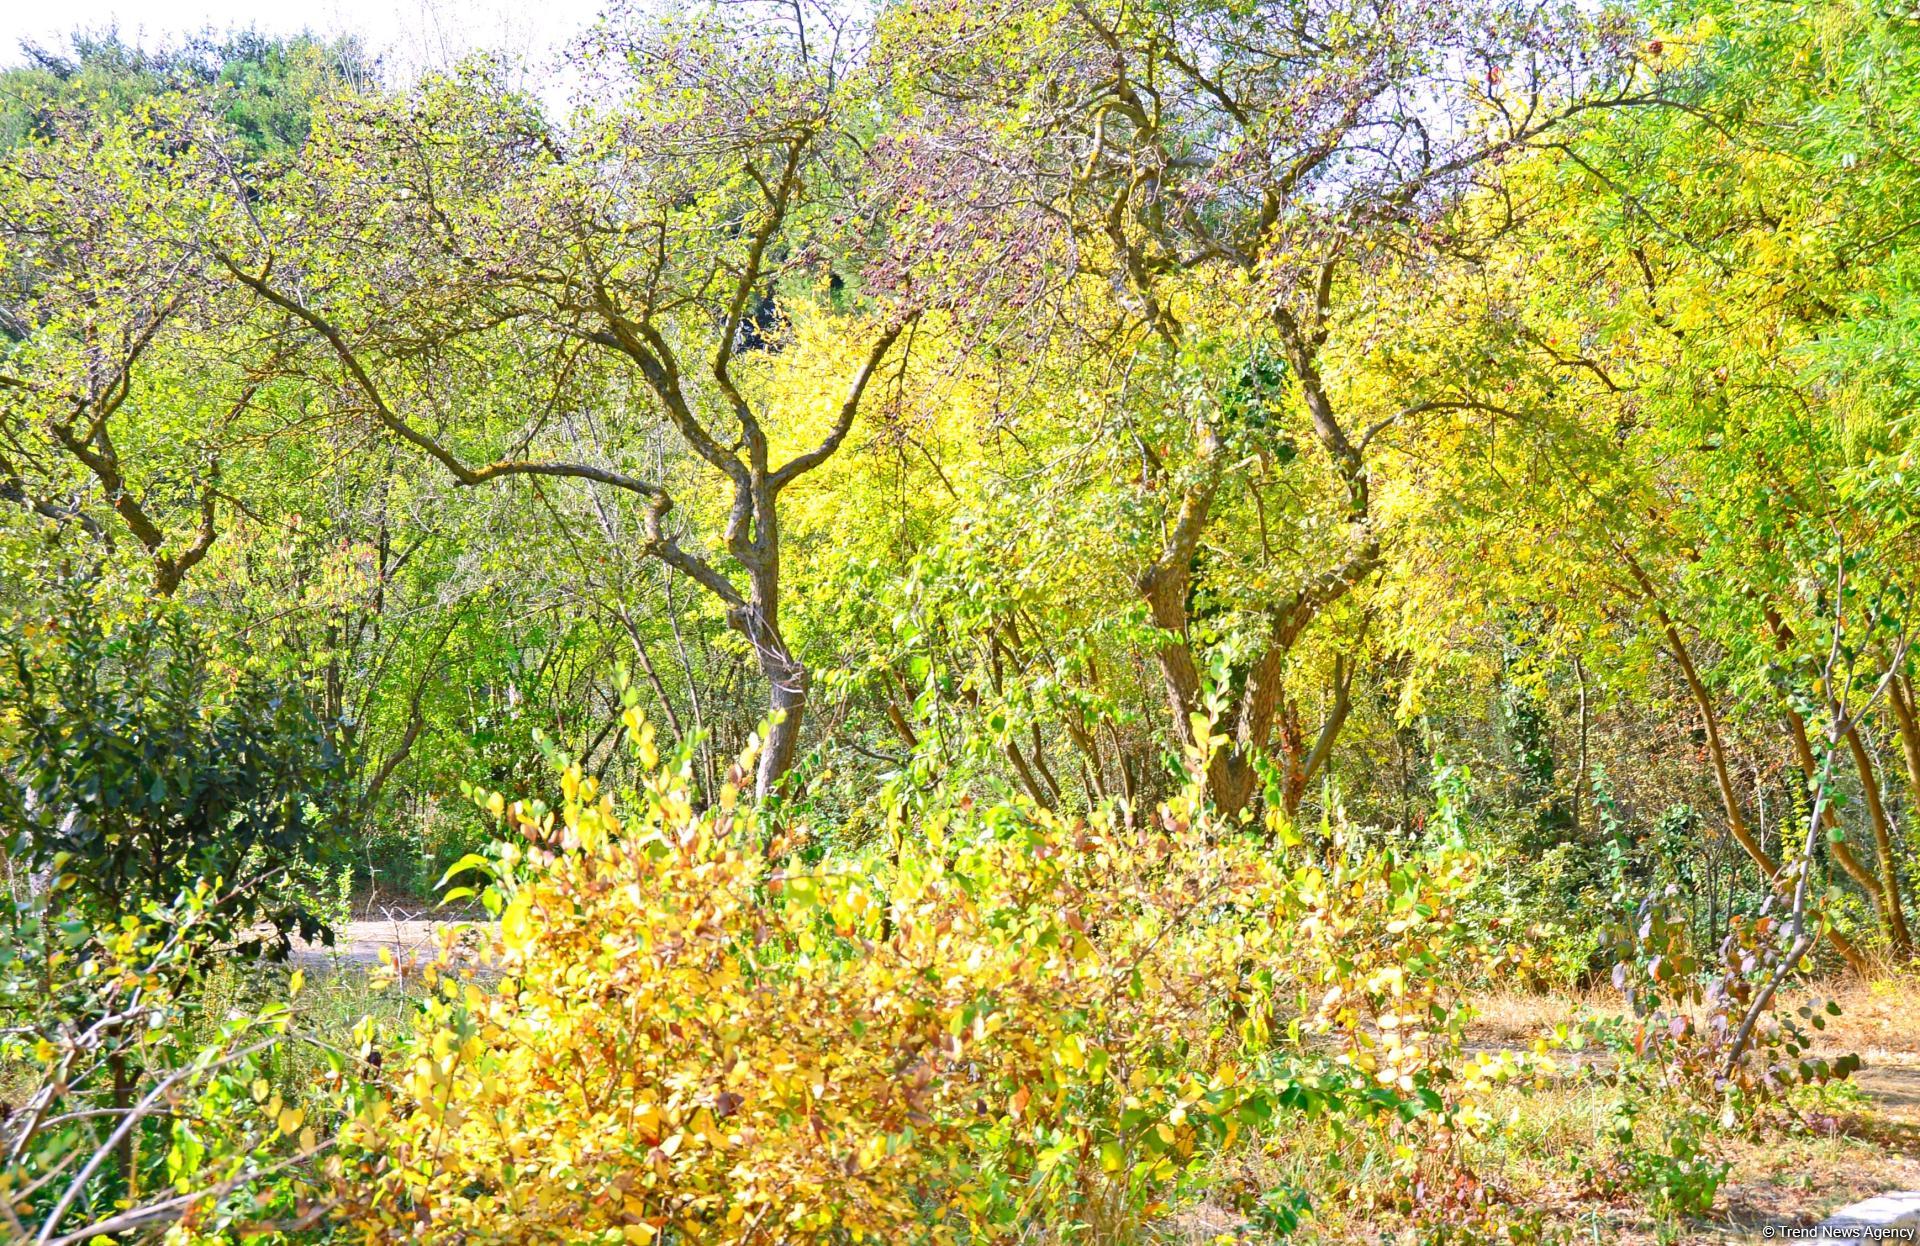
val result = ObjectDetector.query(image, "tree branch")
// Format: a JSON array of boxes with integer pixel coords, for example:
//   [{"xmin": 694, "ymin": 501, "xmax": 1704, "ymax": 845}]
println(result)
[
  {"xmin": 771, "ymin": 313, "xmax": 916, "ymax": 490},
  {"xmin": 222, "ymin": 256, "xmax": 670, "ymax": 502}
]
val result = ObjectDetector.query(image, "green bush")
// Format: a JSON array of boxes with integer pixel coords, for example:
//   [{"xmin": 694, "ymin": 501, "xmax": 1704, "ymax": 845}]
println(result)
[
  {"xmin": 316, "ymin": 723, "xmax": 1535, "ymax": 1244},
  {"xmin": 1, "ymin": 580, "xmax": 349, "ymax": 952}
]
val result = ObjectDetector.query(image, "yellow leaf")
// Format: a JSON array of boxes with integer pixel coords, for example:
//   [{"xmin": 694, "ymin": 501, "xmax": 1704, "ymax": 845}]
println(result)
[{"xmin": 502, "ymin": 896, "xmax": 533, "ymax": 949}]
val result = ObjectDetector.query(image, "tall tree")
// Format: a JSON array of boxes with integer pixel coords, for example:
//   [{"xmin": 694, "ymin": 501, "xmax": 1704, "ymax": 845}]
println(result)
[
  {"xmin": 873, "ymin": 0, "xmax": 1642, "ymax": 814},
  {"xmin": 1385, "ymin": 0, "xmax": 1920, "ymax": 963},
  {"xmin": 204, "ymin": 4, "xmax": 915, "ymax": 797}
]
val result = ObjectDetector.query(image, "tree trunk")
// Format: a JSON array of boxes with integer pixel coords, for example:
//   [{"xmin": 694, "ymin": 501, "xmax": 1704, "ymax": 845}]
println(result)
[
  {"xmin": 1883, "ymin": 677, "xmax": 1920, "ymax": 952},
  {"xmin": 1785, "ymin": 706, "xmax": 1893, "ymax": 920},
  {"xmin": 735, "ymin": 586, "xmax": 806, "ymax": 801},
  {"xmin": 757, "ymin": 658, "xmax": 807, "ymax": 802},
  {"xmin": 1627, "ymin": 557, "xmax": 1868, "ymax": 974},
  {"xmin": 1136, "ymin": 453, "xmax": 1267, "ymax": 813},
  {"xmin": 1271, "ymin": 656, "xmax": 1356, "ymax": 817},
  {"xmin": 1887, "ymin": 675, "xmax": 1920, "ymax": 801},
  {"xmin": 1844, "ymin": 724, "xmax": 1913, "ymax": 956}
]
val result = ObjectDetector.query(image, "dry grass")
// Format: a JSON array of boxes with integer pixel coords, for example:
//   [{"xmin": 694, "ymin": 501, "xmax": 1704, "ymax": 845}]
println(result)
[
  {"xmin": 1466, "ymin": 986, "xmax": 1627, "ymax": 1046},
  {"xmin": 1465, "ymin": 976, "xmax": 1920, "ymax": 1241},
  {"xmin": 1787, "ymin": 978, "xmax": 1920, "ymax": 1062},
  {"xmin": 1151, "ymin": 975, "xmax": 1920, "ymax": 1244},
  {"xmin": 1466, "ymin": 978, "xmax": 1920, "ymax": 1067}
]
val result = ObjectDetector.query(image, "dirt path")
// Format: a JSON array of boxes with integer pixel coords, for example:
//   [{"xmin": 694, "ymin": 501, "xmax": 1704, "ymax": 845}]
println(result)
[
  {"xmin": 1858, "ymin": 1063, "xmax": 1920, "ymax": 1116},
  {"xmin": 293, "ymin": 918, "xmax": 468, "ymax": 966}
]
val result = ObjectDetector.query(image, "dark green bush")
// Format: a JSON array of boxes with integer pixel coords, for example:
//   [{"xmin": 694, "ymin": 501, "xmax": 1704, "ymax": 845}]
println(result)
[{"xmin": 2, "ymin": 581, "xmax": 349, "ymax": 953}]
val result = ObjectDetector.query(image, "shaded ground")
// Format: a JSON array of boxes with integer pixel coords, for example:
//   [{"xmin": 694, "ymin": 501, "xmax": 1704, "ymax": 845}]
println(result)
[{"xmin": 1859, "ymin": 1063, "xmax": 1920, "ymax": 1117}]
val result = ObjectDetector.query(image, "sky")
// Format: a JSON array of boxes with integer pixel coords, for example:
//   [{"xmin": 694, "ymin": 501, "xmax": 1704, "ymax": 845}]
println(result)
[{"xmin": 0, "ymin": 0, "xmax": 610, "ymax": 85}]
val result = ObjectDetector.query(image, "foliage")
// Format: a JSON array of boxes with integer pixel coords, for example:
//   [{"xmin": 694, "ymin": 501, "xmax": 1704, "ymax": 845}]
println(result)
[
  {"xmin": 2, "ymin": 0, "xmax": 1919, "ymax": 1236},
  {"xmin": 1580, "ymin": 868, "xmax": 1867, "ymax": 1233},
  {"xmin": 0, "ymin": 31, "xmax": 372, "ymax": 156},
  {"xmin": 1593, "ymin": 1097, "xmax": 1728, "ymax": 1227},
  {"xmin": 0, "ymin": 884, "xmax": 358, "ymax": 1243},
  {"xmin": 321, "ymin": 722, "xmax": 1521, "ymax": 1243},
  {"xmin": 1598, "ymin": 883, "xmax": 1861, "ymax": 1122},
  {"xmin": 0, "ymin": 578, "xmax": 349, "ymax": 952}
]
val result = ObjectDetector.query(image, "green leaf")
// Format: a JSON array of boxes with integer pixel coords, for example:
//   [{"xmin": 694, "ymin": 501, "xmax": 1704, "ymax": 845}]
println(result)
[{"xmin": 438, "ymin": 853, "xmax": 495, "ymax": 890}]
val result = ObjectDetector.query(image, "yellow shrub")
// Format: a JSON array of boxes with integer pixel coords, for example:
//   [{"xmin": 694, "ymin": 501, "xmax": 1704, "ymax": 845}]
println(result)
[{"xmin": 335, "ymin": 729, "xmax": 1504, "ymax": 1242}]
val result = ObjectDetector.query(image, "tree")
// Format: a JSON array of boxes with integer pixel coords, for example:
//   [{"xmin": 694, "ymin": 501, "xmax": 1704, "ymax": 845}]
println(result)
[
  {"xmin": 0, "ymin": 94, "xmax": 242, "ymax": 598},
  {"xmin": 206, "ymin": 4, "xmax": 914, "ymax": 798},
  {"xmin": 866, "ymin": 0, "xmax": 1644, "ymax": 816},
  {"xmin": 1379, "ymin": 0, "xmax": 1920, "ymax": 965},
  {"xmin": 0, "ymin": 32, "xmax": 380, "ymax": 602}
]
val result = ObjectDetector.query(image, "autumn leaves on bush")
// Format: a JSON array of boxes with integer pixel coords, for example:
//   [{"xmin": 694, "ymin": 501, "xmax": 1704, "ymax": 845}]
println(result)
[
  {"xmin": 6, "ymin": 711, "xmax": 1866, "ymax": 1243},
  {"xmin": 320, "ymin": 719, "xmax": 1508, "ymax": 1243}
]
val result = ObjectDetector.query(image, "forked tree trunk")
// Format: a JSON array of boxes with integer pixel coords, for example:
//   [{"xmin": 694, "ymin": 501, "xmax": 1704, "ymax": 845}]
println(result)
[{"xmin": 1272, "ymin": 656, "xmax": 1356, "ymax": 817}]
